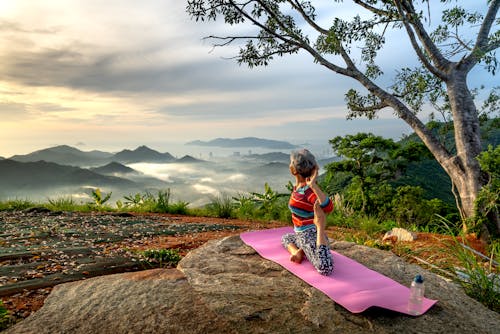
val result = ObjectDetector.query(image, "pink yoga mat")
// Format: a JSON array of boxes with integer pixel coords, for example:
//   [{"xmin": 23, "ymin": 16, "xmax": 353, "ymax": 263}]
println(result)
[{"xmin": 240, "ymin": 227, "xmax": 437, "ymax": 315}]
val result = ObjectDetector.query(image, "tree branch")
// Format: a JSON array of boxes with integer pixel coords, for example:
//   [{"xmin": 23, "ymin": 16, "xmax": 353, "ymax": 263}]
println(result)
[
  {"xmin": 353, "ymin": 0, "xmax": 394, "ymax": 17},
  {"xmin": 394, "ymin": 0, "xmax": 449, "ymax": 80},
  {"xmin": 227, "ymin": 0, "xmax": 301, "ymax": 47},
  {"xmin": 462, "ymin": 0, "xmax": 500, "ymax": 69},
  {"xmin": 287, "ymin": 0, "xmax": 328, "ymax": 35}
]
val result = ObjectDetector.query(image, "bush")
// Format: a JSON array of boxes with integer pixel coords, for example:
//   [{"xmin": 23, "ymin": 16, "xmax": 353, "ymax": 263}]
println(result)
[
  {"xmin": 0, "ymin": 301, "xmax": 11, "ymax": 331},
  {"xmin": 141, "ymin": 249, "xmax": 182, "ymax": 267},
  {"xmin": 205, "ymin": 193, "xmax": 234, "ymax": 218},
  {"xmin": 439, "ymin": 217, "xmax": 500, "ymax": 312}
]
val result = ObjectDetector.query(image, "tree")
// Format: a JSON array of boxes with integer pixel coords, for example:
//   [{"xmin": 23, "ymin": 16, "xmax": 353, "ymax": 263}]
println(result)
[
  {"xmin": 326, "ymin": 132, "xmax": 428, "ymax": 213},
  {"xmin": 186, "ymin": 0, "xmax": 500, "ymax": 233}
]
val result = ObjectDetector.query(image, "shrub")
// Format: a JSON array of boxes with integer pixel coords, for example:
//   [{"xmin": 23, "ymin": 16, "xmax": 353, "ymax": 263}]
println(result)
[
  {"xmin": 46, "ymin": 196, "xmax": 88, "ymax": 211},
  {"xmin": 141, "ymin": 248, "xmax": 182, "ymax": 267},
  {"xmin": 205, "ymin": 193, "xmax": 234, "ymax": 218},
  {"xmin": 233, "ymin": 193, "xmax": 257, "ymax": 220},
  {"xmin": 439, "ymin": 217, "xmax": 500, "ymax": 312},
  {"xmin": 0, "ymin": 301, "xmax": 11, "ymax": 331}
]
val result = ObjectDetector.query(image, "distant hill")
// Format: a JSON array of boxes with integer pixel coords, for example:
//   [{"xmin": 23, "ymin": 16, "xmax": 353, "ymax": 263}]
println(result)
[
  {"xmin": 9, "ymin": 145, "xmax": 113, "ymax": 166},
  {"xmin": 246, "ymin": 162, "xmax": 290, "ymax": 177},
  {"xmin": 393, "ymin": 118, "xmax": 499, "ymax": 204},
  {"xmin": 112, "ymin": 146, "xmax": 176, "ymax": 164},
  {"xmin": 90, "ymin": 162, "xmax": 137, "ymax": 175},
  {"xmin": 0, "ymin": 159, "xmax": 135, "ymax": 190},
  {"xmin": 0, "ymin": 156, "xmax": 4, "ymax": 160},
  {"xmin": 243, "ymin": 152, "xmax": 290, "ymax": 163},
  {"xmin": 318, "ymin": 156, "xmax": 342, "ymax": 167},
  {"xmin": 177, "ymin": 155, "xmax": 205, "ymax": 163},
  {"xmin": 186, "ymin": 137, "xmax": 297, "ymax": 149}
]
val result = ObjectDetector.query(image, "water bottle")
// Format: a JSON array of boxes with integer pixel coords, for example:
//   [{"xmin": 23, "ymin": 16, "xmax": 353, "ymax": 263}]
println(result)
[{"xmin": 408, "ymin": 274, "xmax": 425, "ymax": 315}]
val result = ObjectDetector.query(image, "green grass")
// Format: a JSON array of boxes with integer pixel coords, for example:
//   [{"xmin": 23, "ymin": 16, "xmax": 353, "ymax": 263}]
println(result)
[
  {"xmin": 438, "ymin": 216, "xmax": 500, "ymax": 312},
  {"xmin": 0, "ymin": 198, "xmax": 37, "ymax": 211},
  {"xmin": 205, "ymin": 193, "xmax": 234, "ymax": 218}
]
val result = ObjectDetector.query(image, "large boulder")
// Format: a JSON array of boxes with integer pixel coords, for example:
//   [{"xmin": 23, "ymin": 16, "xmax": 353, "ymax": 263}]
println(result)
[{"xmin": 6, "ymin": 236, "xmax": 500, "ymax": 333}]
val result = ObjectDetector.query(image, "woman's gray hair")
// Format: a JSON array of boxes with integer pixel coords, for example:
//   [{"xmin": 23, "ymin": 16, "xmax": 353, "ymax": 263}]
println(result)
[{"xmin": 290, "ymin": 148, "xmax": 317, "ymax": 177}]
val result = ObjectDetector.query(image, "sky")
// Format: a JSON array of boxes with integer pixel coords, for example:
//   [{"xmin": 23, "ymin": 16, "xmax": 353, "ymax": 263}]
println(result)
[{"xmin": 0, "ymin": 1, "xmax": 496, "ymax": 157}]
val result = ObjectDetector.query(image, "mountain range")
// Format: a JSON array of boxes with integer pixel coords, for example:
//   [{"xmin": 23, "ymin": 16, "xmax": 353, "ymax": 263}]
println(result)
[
  {"xmin": 186, "ymin": 137, "xmax": 297, "ymax": 149},
  {"xmin": 0, "ymin": 159, "xmax": 136, "ymax": 191},
  {"xmin": 8, "ymin": 145, "xmax": 201, "ymax": 167},
  {"xmin": 0, "ymin": 143, "xmax": 299, "ymax": 202}
]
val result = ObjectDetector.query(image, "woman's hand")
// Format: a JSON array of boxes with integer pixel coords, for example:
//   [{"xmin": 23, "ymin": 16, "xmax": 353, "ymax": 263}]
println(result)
[{"xmin": 306, "ymin": 165, "xmax": 319, "ymax": 187}]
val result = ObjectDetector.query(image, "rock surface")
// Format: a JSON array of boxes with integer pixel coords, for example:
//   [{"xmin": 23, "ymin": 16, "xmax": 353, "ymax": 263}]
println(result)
[
  {"xmin": 6, "ymin": 236, "xmax": 500, "ymax": 334},
  {"xmin": 382, "ymin": 227, "xmax": 417, "ymax": 242}
]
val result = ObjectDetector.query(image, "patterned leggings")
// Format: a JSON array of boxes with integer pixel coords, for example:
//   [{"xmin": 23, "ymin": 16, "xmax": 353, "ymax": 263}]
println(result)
[{"xmin": 281, "ymin": 227, "xmax": 334, "ymax": 276}]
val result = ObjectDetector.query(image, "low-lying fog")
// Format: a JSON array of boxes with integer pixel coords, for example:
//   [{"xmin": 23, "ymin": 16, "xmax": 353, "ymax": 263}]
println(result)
[
  {"xmin": 4, "ymin": 158, "xmax": 296, "ymax": 208},
  {"xmin": 125, "ymin": 158, "xmax": 294, "ymax": 207}
]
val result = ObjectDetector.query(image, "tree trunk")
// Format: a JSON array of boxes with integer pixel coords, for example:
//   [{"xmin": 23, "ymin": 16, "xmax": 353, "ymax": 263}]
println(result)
[{"xmin": 441, "ymin": 70, "xmax": 484, "ymax": 229}]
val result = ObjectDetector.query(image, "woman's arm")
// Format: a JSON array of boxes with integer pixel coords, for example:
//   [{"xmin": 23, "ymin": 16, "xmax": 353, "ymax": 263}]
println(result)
[{"xmin": 307, "ymin": 166, "xmax": 333, "ymax": 212}]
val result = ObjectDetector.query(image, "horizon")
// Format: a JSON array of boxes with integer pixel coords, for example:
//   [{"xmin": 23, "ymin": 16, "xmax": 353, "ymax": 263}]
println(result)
[{"xmin": 1, "ymin": 136, "xmax": 337, "ymax": 160}]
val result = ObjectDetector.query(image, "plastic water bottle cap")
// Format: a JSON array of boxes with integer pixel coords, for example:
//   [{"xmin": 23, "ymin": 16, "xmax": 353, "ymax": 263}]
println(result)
[{"xmin": 414, "ymin": 274, "xmax": 424, "ymax": 283}]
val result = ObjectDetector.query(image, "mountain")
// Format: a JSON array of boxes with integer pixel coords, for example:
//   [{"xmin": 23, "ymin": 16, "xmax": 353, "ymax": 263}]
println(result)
[
  {"xmin": 112, "ymin": 146, "xmax": 176, "ymax": 164},
  {"xmin": 90, "ymin": 162, "xmax": 137, "ymax": 175},
  {"xmin": 246, "ymin": 162, "xmax": 290, "ymax": 177},
  {"xmin": 243, "ymin": 152, "xmax": 290, "ymax": 163},
  {"xmin": 9, "ymin": 145, "xmax": 113, "ymax": 166},
  {"xmin": 177, "ymin": 155, "xmax": 205, "ymax": 163},
  {"xmin": 186, "ymin": 137, "xmax": 298, "ymax": 149},
  {"xmin": 0, "ymin": 159, "xmax": 135, "ymax": 190},
  {"xmin": 393, "ymin": 118, "xmax": 500, "ymax": 204},
  {"xmin": 0, "ymin": 156, "xmax": 4, "ymax": 160}
]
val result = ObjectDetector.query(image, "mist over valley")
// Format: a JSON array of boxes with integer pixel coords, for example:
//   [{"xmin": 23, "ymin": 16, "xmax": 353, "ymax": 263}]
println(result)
[{"xmin": 0, "ymin": 139, "xmax": 336, "ymax": 207}]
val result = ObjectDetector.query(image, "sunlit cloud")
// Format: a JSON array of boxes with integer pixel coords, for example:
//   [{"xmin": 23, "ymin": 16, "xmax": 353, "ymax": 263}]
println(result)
[
  {"xmin": 227, "ymin": 174, "xmax": 247, "ymax": 182},
  {"xmin": 192, "ymin": 184, "xmax": 218, "ymax": 196},
  {"xmin": 0, "ymin": 1, "xmax": 493, "ymax": 159}
]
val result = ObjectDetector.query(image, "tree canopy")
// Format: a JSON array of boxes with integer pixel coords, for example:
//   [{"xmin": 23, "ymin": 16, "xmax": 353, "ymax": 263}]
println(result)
[{"xmin": 187, "ymin": 0, "xmax": 500, "ymax": 233}]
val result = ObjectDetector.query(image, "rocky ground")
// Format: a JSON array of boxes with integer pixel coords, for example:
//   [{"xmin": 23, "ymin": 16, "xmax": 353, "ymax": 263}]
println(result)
[{"xmin": 0, "ymin": 209, "xmax": 491, "ymax": 330}]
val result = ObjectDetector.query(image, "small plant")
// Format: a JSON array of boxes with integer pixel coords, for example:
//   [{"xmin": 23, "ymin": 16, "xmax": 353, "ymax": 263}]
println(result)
[
  {"xmin": 168, "ymin": 201, "xmax": 190, "ymax": 215},
  {"xmin": 205, "ymin": 193, "xmax": 234, "ymax": 218},
  {"xmin": 89, "ymin": 188, "xmax": 112, "ymax": 207},
  {"xmin": 439, "ymin": 216, "xmax": 499, "ymax": 312},
  {"xmin": 0, "ymin": 199, "xmax": 36, "ymax": 211},
  {"xmin": 233, "ymin": 193, "xmax": 257, "ymax": 220},
  {"xmin": 46, "ymin": 196, "xmax": 85, "ymax": 211},
  {"xmin": 0, "ymin": 301, "xmax": 11, "ymax": 331},
  {"xmin": 250, "ymin": 183, "xmax": 289, "ymax": 221},
  {"xmin": 154, "ymin": 189, "xmax": 171, "ymax": 212},
  {"xmin": 141, "ymin": 248, "xmax": 182, "ymax": 267},
  {"xmin": 358, "ymin": 215, "xmax": 384, "ymax": 236},
  {"xmin": 123, "ymin": 192, "xmax": 145, "ymax": 208}
]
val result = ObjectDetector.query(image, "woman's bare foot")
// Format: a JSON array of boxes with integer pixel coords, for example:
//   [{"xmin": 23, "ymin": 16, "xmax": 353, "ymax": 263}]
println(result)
[{"xmin": 290, "ymin": 248, "xmax": 304, "ymax": 263}]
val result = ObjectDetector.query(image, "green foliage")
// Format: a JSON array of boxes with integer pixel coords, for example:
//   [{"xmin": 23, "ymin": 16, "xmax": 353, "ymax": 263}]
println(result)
[
  {"xmin": 46, "ymin": 196, "xmax": 88, "ymax": 212},
  {"xmin": 475, "ymin": 145, "xmax": 500, "ymax": 237},
  {"xmin": 0, "ymin": 301, "xmax": 11, "ymax": 331},
  {"xmin": 121, "ymin": 189, "xmax": 189, "ymax": 214},
  {"xmin": 326, "ymin": 132, "xmax": 435, "ymax": 217},
  {"xmin": 89, "ymin": 188, "xmax": 112, "ymax": 208},
  {"xmin": 232, "ymin": 193, "xmax": 257, "ymax": 220},
  {"xmin": 437, "ymin": 216, "xmax": 500, "ymax": 312},
  {"xmin": 391, "ymin": 186, "xmax": 449, "ymax": 229},
  {"xmin": 358, "ymin": 215, "xmax": 384, "ymax": 236},
  {"xmin": 205, "ymin": 193, "xmax": 234, "ymax": 218},
  {"xmin": 0, "ymin": 198, "xmax": 36, "ymax": 211},
  {"xmin": 141, "ymin": 248, "xmax": 182, "ymax": 267},
  {"xmin": 250, "ymin": 183, "xmax": 290, "ymax": 221}
]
